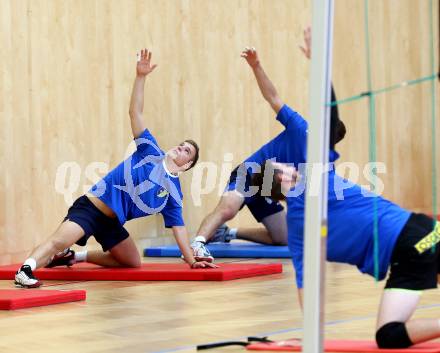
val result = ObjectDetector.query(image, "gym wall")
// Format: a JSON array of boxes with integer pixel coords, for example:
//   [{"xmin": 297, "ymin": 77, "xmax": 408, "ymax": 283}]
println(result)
[{"xmin": 0, "ymin": 0, "xmax": 438, "ymax": 264}]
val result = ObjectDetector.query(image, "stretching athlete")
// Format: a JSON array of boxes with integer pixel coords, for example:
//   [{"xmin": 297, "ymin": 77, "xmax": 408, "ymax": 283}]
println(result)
[
  {"xmin": 256, "ymin": 158, "xmax": 440, "ymax": 349},
  {"xmin": 191, "ymin": 28, "xmax": 346, "ymax": 262},
  {"xmin": 242, "ymin": 31, "xmax": 440, "ymax": 347},
  {"xmin": 15, "ymin": 49, "xmax": 216, "ymax": 288}
]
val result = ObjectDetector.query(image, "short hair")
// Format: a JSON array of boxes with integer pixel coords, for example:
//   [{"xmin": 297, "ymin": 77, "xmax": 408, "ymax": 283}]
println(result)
[
  {"xmin": 250, "ymin": 161, "xmax": 286, "ymax": 201},
  {"xmin": 330, "ymin": 86, "xmax": 346, "ymax": 148},
  {"xmin": 184, "ymin": 139, "xmax": 199, "ymax": 170},
  {"xmin": 333, "ymin": 120, "xmax": 346, "ymax": 145}
]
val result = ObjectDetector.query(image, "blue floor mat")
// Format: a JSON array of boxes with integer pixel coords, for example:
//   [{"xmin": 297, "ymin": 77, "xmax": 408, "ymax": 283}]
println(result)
[{"xmin": 144, "ymin": 242, "xmax": 291, "ymax": 258}]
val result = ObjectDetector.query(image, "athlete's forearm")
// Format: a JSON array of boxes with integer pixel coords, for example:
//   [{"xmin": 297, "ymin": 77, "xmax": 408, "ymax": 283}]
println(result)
[
  {"xmin": 129, "ymin": 76, "xmax": 146, "ymax": 118},
  {"xmin": 251, "ymin": 63, "xmax": 283, "ymax": 113},
  {"xmin": 172, "ymin": 226, "xmax": 196, "ymax": 265},
  {"xmin": 252, "ymin": 63, "xmax": 277, "ymax": 100},
  {"xmin": 129, "ymin": 76, "xmax": 147, "ymax": 138}
]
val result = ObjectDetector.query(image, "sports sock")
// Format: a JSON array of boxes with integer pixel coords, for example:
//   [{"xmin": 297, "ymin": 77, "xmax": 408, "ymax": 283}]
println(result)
[
  {"xmin": 228, "ymin": 228, "xmax": 238, "ymax": 239},
  {"xmin": 23, "ymin": 258, "xmax": 37, "ymax": 271},
  {"xmin": 74, "ymin": 251, "xmax": 87, "ymax": 262},
  {"xmin": 194, "ymin": 235, "xmax": 207, "ymax": 243}
]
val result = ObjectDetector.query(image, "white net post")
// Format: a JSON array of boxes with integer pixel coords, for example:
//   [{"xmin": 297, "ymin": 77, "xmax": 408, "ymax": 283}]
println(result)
[{"xmin": 302, "ymin": 1, "xmax": 334, "ymax": 352}]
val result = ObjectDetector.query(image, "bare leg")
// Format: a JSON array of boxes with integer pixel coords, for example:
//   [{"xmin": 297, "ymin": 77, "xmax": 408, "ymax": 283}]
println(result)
[
  {"xmin": 236, "ymin": 227, "xmax": 274, "ymax": 244},
  {"xmin": 377, "ymin": 289, "xmax": 440, "ymax": 345},
  {"xmin": 86, "ymin": 237, "xmax": 141, "ymax": 268},
  {"xmin": 86, "ymin": 252, "xmax": 121, "ymax": 267},
  {"xmin": 235, "ymin": 210, "xmax": 288, "ymax": 245},
  {"xmin": 28, "ymin": 220, "xmax": 85, "ymax": 269},
  {"xmin": 196, "ymin": 191, "xmax": 244, "ymax": 241},
  {"xmin": 406, "ymin": 319, "xmax": 440, "ymax": 343},
  {"xmin": 261, "ymin": 210, "xmax": 287, "ymax": 245}
]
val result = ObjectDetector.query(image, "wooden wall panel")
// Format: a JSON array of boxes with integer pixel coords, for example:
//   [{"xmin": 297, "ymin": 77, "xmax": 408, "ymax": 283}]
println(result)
[
  {"xmin": 0, "ymin": 0, "xmax": 438, "ymax": 263},
  {"xmin": 334, "ymin": 0, "xmax": 439, "ymax": 213}
]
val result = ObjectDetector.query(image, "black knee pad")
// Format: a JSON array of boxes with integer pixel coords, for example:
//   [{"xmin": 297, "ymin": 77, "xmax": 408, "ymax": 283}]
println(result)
[{"xmin": 376, "ymin": 322, "xmax": 413, "ymax": 349}]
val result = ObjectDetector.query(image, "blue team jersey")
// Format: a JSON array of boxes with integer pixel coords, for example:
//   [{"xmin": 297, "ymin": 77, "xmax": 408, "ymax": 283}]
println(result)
[
  {"xmin": 242, "ymin": 104, "xmax": 339, "ymax": 171},
  {"xmin": 287, "ymin": 171, "xmax": 411, "ymax": 288},
  {"xmin": 229, "ymin": 104, "xmax": 339, "ymax": 202},
  {"xmin": 89, "ymin": 129, "xmax": 185, "ymax": 228}
]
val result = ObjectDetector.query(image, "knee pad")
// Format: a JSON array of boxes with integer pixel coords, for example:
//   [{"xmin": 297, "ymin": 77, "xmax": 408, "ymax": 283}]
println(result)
[{"xmin": 376, "ymin": 322, "xmax": 413, "ymax": 349}]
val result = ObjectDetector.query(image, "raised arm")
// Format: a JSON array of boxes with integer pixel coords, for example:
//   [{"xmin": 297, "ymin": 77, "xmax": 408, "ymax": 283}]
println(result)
[
  {"xmin": 129, "ymin": 49, "xmax": 157, "ymax": 138},
  {"xmin": 241, "ymin": 47, "xmax": 284, "ymax": 114}
]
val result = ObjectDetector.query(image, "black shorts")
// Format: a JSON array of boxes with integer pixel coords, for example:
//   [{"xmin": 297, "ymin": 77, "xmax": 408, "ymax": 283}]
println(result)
[
  {"xmin": 385, "ymin": 213, "xmax": 438, "ymax": 290},
  {"xmin": 63, "ymin": 195, "xmax": 129, "ymax": 252},
  {"xmin": 225, "ymin": 166, "xmax": 284, "ymax": 222}
]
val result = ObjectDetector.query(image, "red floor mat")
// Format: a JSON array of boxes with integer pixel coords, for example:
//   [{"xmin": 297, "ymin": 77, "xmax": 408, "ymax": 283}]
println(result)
[
  {"xmin": 247, "ymin": 339, "xmax": 440, "ymax": 352},
  {"xmin": 0, "ymin": 263, "xmax": 282, "ymax": 281},
  {"xmin": 0, "ymin": 289, "xmax": 86, "ymax": 310}
]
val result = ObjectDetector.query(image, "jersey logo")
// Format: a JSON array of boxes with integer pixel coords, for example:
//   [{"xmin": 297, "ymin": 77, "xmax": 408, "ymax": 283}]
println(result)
[
  {"xmin": 414, "ymin": 222, "xmax": 440, "ymax": 254},
  {"xmin": 157, "ymin": 188, "xmax": 169, "ymax": 198},
  {"xmin": 113, "ymin": 136, "xmax": 182, "ymax": 214}
]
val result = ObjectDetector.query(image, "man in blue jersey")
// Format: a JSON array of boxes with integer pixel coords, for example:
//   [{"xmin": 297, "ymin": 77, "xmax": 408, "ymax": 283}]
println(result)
[
  {"xmin": 15, "ymin": 49, "xmax": 216, "ymax": 288},
  {"xmin": 227, "ymin": 29, "xmax": 440, "ymax": 348},
  {"xmin": 246, "ymin": 114, "xmax": 439, "ymax": 349},
  {"xmin": 191, "ymin": 30, "xmax": 345, "ymax": 262},
  {"xmin": 255, "ymin": 162, "xmax": 440, "ymax": 349}
]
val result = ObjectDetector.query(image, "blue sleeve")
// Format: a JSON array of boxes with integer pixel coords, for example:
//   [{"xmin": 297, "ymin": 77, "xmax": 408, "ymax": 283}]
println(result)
[
  {"xmin": 134, "ymin": 129, "xmax": 163, "ymax": 158},
  {"xmin": 161, "ymin": 196, "xmax": 185, "ymax": 228},
  {"xmin": 276, "ymin": 104, "xmax": 308, "ymax": 133},
  {"xmin": 288, "ymin": 223, "xmax": 305, "ymax": 288},
  {"xmin": 291, "ymin": 250, "xmax": 304, "ymax": 288}
]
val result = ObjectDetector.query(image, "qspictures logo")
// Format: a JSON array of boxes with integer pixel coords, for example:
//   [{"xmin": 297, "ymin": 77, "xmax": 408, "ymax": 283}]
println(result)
[{"xmin": 55, "ymin": 152, "xmax": 387, "ymax": 207}]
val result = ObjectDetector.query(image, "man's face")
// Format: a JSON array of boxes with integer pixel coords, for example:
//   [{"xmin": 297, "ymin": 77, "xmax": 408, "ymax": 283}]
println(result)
[{"xmin": 167, "ymin": 142, "xmax": 196, "ymax": 169}]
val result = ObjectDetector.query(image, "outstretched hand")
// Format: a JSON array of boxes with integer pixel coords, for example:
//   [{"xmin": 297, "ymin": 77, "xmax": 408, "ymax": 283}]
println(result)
[
  {"xmin": 136, "ymin": 48, "xmax": 157, "ymax": 76},
  {"xmin": 191, "ymin": 261, "xmax": 219, "ymax": 269},
  {"xmin": 299, "ymin": 26, "xmax": 311, "ymax": 59},
  {"xmin": 241, "ymin": 47, "xmax": 260, "ymax": 68}
]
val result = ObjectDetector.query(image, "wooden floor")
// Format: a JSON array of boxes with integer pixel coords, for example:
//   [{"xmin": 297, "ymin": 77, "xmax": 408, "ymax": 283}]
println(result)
[{"xmin": 0, "ymin": 257, "xmax": 439, "ymax": 353}]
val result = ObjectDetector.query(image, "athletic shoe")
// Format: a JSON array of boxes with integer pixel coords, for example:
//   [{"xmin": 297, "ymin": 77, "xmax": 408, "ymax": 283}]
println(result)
[
  {"xmin": 209, "ymin": 224, "xmax": 233, "ymax": 243},
  {"xmin": 191, "ymin": 241, "xmax": 214, "ymax": 262},
  {"xmin": 14, "ymin": 265, "xmax": 42, "ymax": 288},
  {"xmin": 45, "ymin": 249, "xmax": 76, "ymax": 268}
]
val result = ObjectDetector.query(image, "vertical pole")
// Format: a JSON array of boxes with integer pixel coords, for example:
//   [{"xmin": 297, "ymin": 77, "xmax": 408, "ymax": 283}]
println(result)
[{"xmin": 302, "ymin": 0, "xmax": 334, "ymax": 352}]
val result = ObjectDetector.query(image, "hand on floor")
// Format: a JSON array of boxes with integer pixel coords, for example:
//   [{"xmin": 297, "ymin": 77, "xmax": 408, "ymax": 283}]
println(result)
[{"xmin": 191, "ymin": 261, "xmax": 219, "ymax": 269}]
